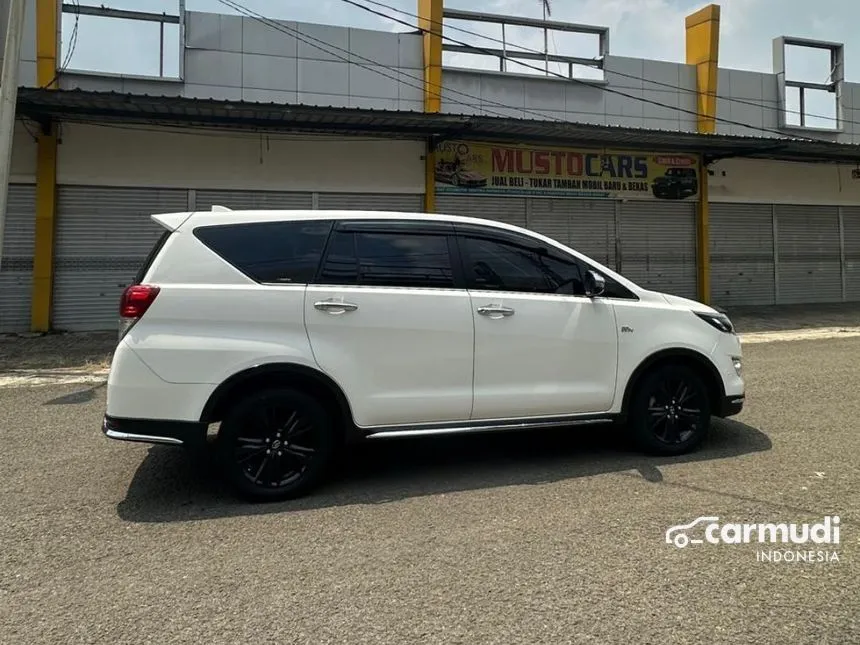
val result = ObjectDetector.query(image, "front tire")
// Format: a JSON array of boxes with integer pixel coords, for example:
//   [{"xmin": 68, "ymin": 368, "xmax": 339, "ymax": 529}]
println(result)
[
  {"xmin": 216, "ymin": 388, "xmax": 336, "ymax": 502},
  {"xmin": 628, "ymin": 364, "xmax": 711, "ymax": 456}
]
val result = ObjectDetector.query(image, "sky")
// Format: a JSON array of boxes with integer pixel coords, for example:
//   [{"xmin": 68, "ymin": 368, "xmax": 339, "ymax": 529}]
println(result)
[{"xmin": 59, "ymin": 0, "xmax": 859, "ymax": 127}]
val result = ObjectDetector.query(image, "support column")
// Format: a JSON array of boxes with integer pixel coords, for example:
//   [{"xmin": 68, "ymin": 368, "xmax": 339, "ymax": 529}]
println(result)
[
  {"xmin": 685, "ymin": 4, "xmax": 720, "ymax": 304},
  {"xmin": 418, "ymin": 0, "xmax": 442, "ymax": 213},
  {"xmin": 31, "ymin": 0, "xmax": 59, "ymax": 332}
]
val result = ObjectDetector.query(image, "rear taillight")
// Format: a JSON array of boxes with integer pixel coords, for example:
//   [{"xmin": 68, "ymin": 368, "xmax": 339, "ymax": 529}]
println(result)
[{"xmin": 119, "ymin": 284, "xmax": 160, "ymax": 339}]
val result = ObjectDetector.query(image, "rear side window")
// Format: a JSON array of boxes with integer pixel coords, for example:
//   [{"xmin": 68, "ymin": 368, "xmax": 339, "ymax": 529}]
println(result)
[
  {"xmin": 134, "ymin": 230, "xmax": 172, "ymax": 284},
  {"xmin": 317, "ymin": 230, "xmax": 455, "ymax": 289},
  {"xmin": 194, "ymin": 220, "xmax": 334, "ymax": 284}
]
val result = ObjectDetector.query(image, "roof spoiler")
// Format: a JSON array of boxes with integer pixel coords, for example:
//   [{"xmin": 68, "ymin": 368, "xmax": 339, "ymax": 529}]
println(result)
[{"xmin": 151, "ymin": 205, "xmax": 232, "ymax": 231}]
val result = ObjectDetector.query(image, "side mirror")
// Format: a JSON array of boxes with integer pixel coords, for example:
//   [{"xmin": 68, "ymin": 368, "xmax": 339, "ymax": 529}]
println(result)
[{"xmin": 584, "ymin": 270, "xmax": 605, "ymax": 297}]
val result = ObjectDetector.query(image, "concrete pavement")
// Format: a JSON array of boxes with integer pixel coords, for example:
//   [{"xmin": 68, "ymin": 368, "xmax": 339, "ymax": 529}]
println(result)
[{"xmin": 1, "ymin": 336, "xmax": 858, "ymax": 644}]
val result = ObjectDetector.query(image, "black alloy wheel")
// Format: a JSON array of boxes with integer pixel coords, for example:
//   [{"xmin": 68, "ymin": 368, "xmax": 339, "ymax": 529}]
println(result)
[
  {"xmin": 629, "ymin": 364, "xmax": 711, "ymax": 456},
  {"xmin": 217, "ymin": 388, "xmax": 336, "ymax": 501}
]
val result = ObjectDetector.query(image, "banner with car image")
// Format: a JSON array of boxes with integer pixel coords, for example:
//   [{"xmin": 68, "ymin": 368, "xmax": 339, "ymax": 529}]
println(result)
[{"xmin": 434, "ymin": 140, "xmax": 700, "ymax": 200}]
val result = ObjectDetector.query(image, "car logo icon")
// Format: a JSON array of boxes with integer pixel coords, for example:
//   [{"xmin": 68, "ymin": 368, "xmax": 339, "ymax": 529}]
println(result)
[{"xmin": 665, "ymin": 516, "xmax": 720, "ymax": 548}]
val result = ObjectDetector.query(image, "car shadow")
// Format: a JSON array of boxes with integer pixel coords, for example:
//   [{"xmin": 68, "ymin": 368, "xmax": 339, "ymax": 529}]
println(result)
[{"xmin": 116, "ymin": 419, "xmax": 774, "ymax": 524}]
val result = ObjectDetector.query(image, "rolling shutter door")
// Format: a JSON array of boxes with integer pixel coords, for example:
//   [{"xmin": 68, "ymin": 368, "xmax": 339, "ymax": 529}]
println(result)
[
  {"xmin": 317, "ymin": 192, "xmax": 423, "ymax": 212},
  {"xmin": 196, "ymin": 189, "xmax": 312, "ymax": 210},
  {"xmin": 844, "ymin": 207, "xmax": 860, "ymax": 302},
  {"xmin": 435, "ymin": 195, "xmax": 527, "ymax": 228},
  {"xmin": 0, "ymin": 184, "xmax": 36, "ymax": 333},
  {"xmin": 528, "ymin": 198, "xmax": 616, "ymax": 268},
  {"xmin": 709, "ymin": 203, "xmax": 775, "ymax": 306},
  {"xmin": 53, "ymin": 186, "xmax": 189, "ymax": 331},
  {"xmin": 620, "ymin": 201, "xmax": 697, "ymax": 299},
  {"xmin": 775, "ymin": 205, "xmax": 841, "ymax": 304}
]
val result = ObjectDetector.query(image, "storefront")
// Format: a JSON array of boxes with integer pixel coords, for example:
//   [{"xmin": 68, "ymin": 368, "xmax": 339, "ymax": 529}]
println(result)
[{"xmin": 432, "ymin": 139, "xmax": 700, "ymax": 299}]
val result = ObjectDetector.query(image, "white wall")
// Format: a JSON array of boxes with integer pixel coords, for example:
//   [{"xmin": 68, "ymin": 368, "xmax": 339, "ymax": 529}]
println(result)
[
  {"xmin": 710, "ymin": 157, "xmax": 860, "ymax": 205},
  {"xmin": 55, "ymin": 124, "xmax": 425, "ymax": 193},
  {"xmin": 10, "ymin": 121, "xmax": 36, "ymax": 183}
]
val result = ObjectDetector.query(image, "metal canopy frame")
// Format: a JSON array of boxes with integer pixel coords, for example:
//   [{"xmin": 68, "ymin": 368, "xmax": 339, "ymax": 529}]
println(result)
[
  {"xmin": 441, "ymin": 8, "xmax": 609, "ymax": 79},
  {"xmin": 61, "ymin": 2, "xmax": 184, "ymax": 79},
  {"xmin": 15, "ymin": 87, "xmax": 860, "ymax": 165}
]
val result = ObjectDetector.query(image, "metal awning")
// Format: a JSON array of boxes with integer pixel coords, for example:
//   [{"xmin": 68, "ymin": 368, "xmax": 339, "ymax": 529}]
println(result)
[{"xmin": 16, "ymin": 87, "xmax": 860, "ymax": 164}]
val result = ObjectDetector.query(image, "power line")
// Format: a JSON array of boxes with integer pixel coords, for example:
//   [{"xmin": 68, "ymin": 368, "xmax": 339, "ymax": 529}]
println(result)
[
  {"xmin": 338, "ymin": 0, "xmax": 835, "ymax": 142},
  {"xmin": 356, "ymin": 0, "xmax": 845, "ymax": 127},
  {"xmin": 217, "ymin": 0, "xmax": 577, "ymax": 127}
]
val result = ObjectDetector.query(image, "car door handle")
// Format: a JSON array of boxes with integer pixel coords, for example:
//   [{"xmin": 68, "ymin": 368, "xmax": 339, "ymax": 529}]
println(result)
[
  {"xmin": 477, "ymin": 305, "xmax": 515, "ymax": 318},
  {"xmin": 314, "ymin": 299, "xmax": 358, "ymax": 314}
]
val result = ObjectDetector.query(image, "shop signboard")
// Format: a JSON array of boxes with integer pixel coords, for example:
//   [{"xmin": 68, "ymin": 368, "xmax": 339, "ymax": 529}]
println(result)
[{"xmin": 434, "ymin": 140, "xmax": 700, "ymax": 200}]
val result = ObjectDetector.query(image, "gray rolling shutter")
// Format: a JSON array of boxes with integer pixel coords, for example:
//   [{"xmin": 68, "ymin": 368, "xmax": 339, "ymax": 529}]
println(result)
[
  {"xmin": 0, "ymin": 184, "xmax": 36, "ymax": 333},
  {"xmin": 435, "ymin": 195, "xmax": 527, "ymax": 228},
  {"xmin": 317, "ymin": 192, "xmax": 423, "ymax": 212},
  {"xmin": 196, "ymin": 189, "xmax": 312, "ymax": 210},
  {"xmin": 53, "ymin": 186, "xmax": 189, "ymax": 332},
  {"xmin": 709, "ymin": 203, "xmax": 775, "ymax": 306},
  {"xmin": 841, "ymin": 206, "xmax": 860, "ymax": 302},
  {"xmin": 620, "ymin": 201, "xmax": 697, "ymax": 299},
  {"xmin": 528, "ymin": 198, "xmax": 616, "ymax": 268},
  {"xmin": 775, "ymin": 205, "xmax": 841, "ymax": 304}
]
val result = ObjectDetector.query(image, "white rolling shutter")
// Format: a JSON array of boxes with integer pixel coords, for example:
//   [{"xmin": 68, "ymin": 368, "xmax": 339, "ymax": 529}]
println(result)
[
  {"xmin": 53, "ymin": 186, "xmax": 189, "ymax": 331},
  {"xmin": 435, "ymin": 195, "xmax": 527, "ymax": 228},
  {"xmin": 196, "ymin": 189, "xmax": 312, "ymax": 210},
  {"xmin": 528, "ymin": 198, "xmax": 616, "ymax": 268},
  {"xmin": 620, "ymin": 201, "xmax": 697, "ymax": 299},
  {"xmin": 842, "ymin": 206, "xmax": 860, "ymax": 302},
  {"xmin": 710, "ymin": 203, "xmax": 775, "ymax": 306},
  {"xmin": 0, "ymin": 184, "xmax": 36, "ymax": 333},
  {"xmin": 775, "ymin": 205, "xmax": 842, "ymax": 304},
  {"xmin": 317, "ymin": 193, "xmax": 423, "ymax": 212}
]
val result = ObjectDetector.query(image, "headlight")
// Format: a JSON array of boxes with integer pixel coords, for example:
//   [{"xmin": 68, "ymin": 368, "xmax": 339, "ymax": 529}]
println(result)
[{"xmin": 694, "ymin": 311, "xmax": 735, "ymax": 334}]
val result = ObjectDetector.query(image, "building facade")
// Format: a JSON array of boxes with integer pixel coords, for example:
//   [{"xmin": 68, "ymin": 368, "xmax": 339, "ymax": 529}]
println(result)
[{"xmin": 2, "ymin": 1, "xmax": 860, "ymax": 332}]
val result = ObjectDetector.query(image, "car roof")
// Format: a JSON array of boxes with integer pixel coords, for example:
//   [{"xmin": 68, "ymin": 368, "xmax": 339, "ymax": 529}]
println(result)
[{"xmin": 154, "ymin": 208, "xmax": 533, "ymax": 235}]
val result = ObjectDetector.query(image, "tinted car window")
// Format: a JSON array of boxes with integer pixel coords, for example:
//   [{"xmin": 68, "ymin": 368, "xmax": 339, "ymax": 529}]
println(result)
[
  {"xmin": 194, "ymin": 220, "xmax": 333, "ymax": 284},
  {"xmin": 317, "ymin": 230, "xmax": 359, "ymax": 284},
  {"xmin": 460, "ymin": 234, "xmax": 584, "ymax": 295},
  {"xmin": 317, "ymin": 230, "xmax": 455, "ymax": 289}
]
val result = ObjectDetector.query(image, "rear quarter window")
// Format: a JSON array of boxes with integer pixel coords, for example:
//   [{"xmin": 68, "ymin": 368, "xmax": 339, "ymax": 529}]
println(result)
[{"xmin": 193, "ymin": 220, "xmax": 334, "ymax": 284}]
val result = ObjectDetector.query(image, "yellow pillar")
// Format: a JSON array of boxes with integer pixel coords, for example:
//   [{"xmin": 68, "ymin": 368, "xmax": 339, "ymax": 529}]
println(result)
[
  {"xmin": 418, "ymin": 0, "xmax": 443, "ymax": 213},
  {"xmin": 32, "ymin": 0, "xmax": 59, "ymax": 332},
  {"xmin": 685, "ymin": 4, "xmax": 720, "ymax": 304}
]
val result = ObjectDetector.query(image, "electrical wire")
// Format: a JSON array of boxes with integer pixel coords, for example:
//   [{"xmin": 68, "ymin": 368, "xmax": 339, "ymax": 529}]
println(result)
[
  {"xmin": 25, "ymin": 115, "xmax": 423, "ymax": 142},
  {"xmin": 338, "ymin": 0, "xmax": 837, "ymax": 142},
  {"xmin": 354, "ymin": 0, "xmax": 845, "ymax": 128},
  {"xmin": 217, "ymin": 0, "xmax": 577, "ymax": 126}
]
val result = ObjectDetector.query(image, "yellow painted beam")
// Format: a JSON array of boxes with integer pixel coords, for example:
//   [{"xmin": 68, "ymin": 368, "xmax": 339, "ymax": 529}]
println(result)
[
  {"xmin": 696, "ymin": 157, "xmax": 710, "ymax": 304},
  {"xmin": 32, "ymin": 0, "xmax": 59, "ymax": 331},
  {"xmin": 685, "ymin": 4, "xmax": 720, "ymax": 304},
  {"xmin": 31, "ymin": 132, "xmax": 57, "ymax": 332},
  {"xmin": 418, "ymin": 0, "xmax": 443, "ymax": 213},
  {"xmin": 417, "ymin": 0, "xmax": 443, "ymax": 113},
  {"xmin": 685, "ymin": 4, "xmax": 720, "ymax": 134},
  {"xmin": 424, "ymin": 146, "xmax": 436, "ymax": 213},
  {"xmin": 36, "ymin": 0, "xmax": 59, "ymax": 88}
]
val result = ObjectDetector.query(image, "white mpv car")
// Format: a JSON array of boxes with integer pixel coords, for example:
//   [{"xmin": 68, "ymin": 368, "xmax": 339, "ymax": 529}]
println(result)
[{"xmin": 104, "ymin": 207, "xmax": 745, "ymax": 501}]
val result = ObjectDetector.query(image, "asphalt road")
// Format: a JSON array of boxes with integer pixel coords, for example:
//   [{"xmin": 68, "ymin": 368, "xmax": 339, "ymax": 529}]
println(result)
[{"xmin": 1, "ymin": 338, "xmax": 858, "ymax": 644}]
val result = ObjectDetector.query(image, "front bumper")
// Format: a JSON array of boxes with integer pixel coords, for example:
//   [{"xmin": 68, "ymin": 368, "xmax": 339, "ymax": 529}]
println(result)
[
  {"xmin": 717, "ymin": 394, "xmax": 745, "ymax": 418},
  {"xmin": 102, "ymin": 415, "xmax": 207, "ymax": 447}
]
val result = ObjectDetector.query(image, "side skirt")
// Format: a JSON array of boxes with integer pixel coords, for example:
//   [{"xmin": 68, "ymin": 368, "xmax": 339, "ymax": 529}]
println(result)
[{"xmin": 362, "ymin": 413, "xmax": 619, "ymax": 440}]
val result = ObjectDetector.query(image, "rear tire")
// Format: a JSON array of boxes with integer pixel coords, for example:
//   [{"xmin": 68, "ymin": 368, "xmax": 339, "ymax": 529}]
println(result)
[
  {"xmin": 628, "ymin": 363, "xmax": 711, "ymax": 456},
  {"xmin": 216, "ymin": 388, "xmax": 336, "ymax": 502}
]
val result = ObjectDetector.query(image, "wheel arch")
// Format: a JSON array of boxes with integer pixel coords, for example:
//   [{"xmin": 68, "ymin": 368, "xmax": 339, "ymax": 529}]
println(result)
[
  {"xmin": 200, "ymin": 363, "xmax": 358, "ymax": 440},
  {"xmin": 620, "ymin": 348, "xmax": 726, "ymax": 418}
]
